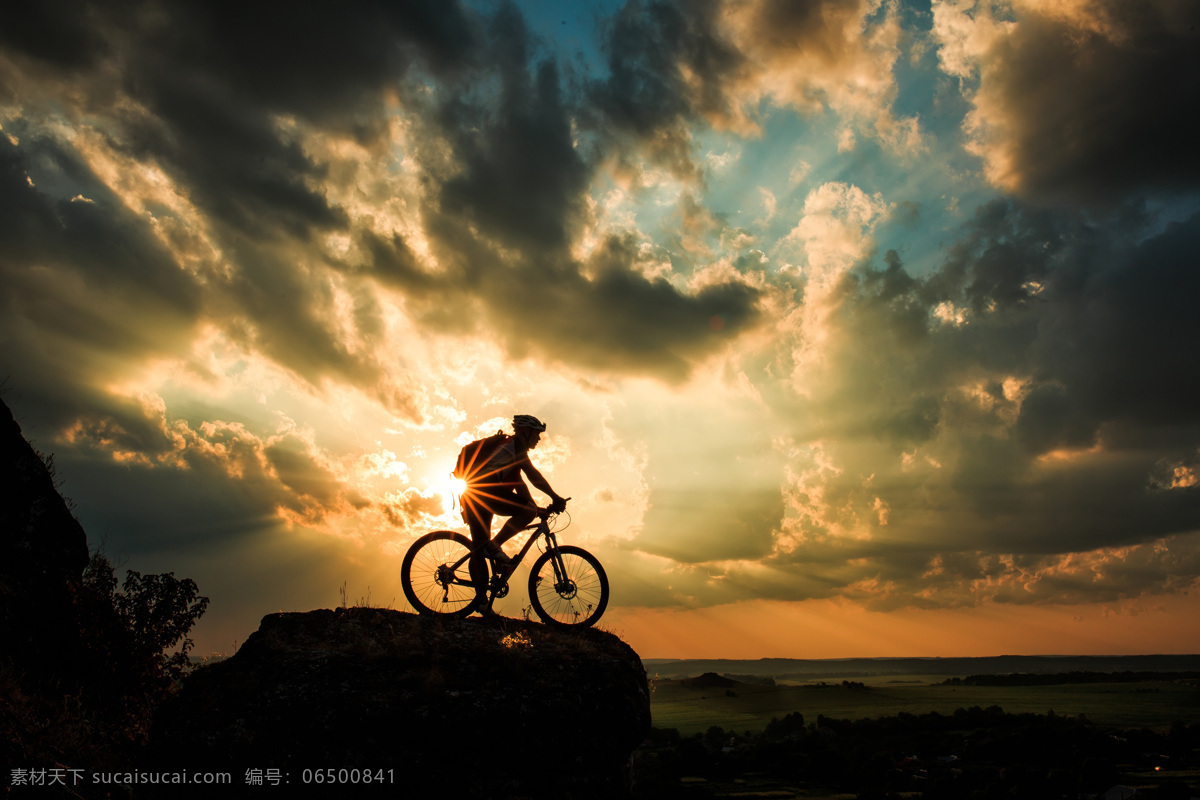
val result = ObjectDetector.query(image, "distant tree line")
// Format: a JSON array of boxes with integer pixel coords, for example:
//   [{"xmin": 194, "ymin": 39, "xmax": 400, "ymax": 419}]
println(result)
[
  {"xmin": 633, "ymin": 706, "xmax": 1200, "ymax": 798},
  {"xmin": 944, "ymin": 671, "xmax": 1200, "ymax": 686},
  {"xmin": 801, "ymin": 680, "xmax": 869, "ymax": 691}
]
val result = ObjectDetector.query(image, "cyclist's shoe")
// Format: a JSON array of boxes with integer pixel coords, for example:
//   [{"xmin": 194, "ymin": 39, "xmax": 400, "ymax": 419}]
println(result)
[
  {"xmin": 478, "ymin": 600, "xmax": 506, "ymax": 620},
  {"xmin": 487, "ymin": 544, "xmax": 514, "ymax": 575}
]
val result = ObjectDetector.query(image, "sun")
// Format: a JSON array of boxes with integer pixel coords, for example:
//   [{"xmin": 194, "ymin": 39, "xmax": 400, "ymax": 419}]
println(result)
[{"xmin": 435, "ymin": 475, "xmax": 469, "ymax": 513}]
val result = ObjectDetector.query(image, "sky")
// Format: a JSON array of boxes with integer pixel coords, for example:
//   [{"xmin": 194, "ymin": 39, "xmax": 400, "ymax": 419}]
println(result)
[{"xmin": 2, "ymin": 0, "xmax": 1199, "ymax": 659}]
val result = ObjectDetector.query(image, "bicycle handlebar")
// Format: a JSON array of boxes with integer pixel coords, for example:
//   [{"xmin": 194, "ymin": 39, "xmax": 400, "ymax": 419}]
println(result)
[{"xmin": 539, "ymin": 497, "xmax": 571, "ymax": 520}]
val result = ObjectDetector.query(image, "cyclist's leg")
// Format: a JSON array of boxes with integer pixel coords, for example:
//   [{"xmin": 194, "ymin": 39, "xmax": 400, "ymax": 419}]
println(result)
[
  {"xmin": 492, "ymin": 486, "xmax": 538, "ymax": 548},
  {"xmin": 461, "ymin": 491, "xmax": 492, "ymax": 599},
  {"xmin": 493, "ymin": 508, "xmax": 536, "ymax": 547}
]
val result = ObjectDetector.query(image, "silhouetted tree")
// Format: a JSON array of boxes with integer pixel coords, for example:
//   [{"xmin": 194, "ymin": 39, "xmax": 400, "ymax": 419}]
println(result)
[
  {"xmin": 765, "ymin": 711, "xmax": 806, "ymax": 739},
  {"xmin": 75, "ymin": 553, "xmax": 208, "ymax": 733}
]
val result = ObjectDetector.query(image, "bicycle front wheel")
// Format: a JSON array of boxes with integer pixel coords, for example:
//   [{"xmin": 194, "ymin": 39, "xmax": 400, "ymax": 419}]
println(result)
[
  {"xmin": 528, "ymin": 545, "xmax": 609, "ymax": 628},
  {"xmin": 401, "ymin": 530, "xmax": 482, "ymax": 617}
]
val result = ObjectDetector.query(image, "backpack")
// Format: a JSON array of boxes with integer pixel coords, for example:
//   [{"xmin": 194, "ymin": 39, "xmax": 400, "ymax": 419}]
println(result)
[{"xmin": 453, "ymin": 430, "xmax": 508, "ymax": 485}]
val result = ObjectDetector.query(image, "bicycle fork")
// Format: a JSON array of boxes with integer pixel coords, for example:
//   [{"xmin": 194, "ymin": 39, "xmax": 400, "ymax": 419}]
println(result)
[{"xmin": 546, "ymin": 549, "xmax": 578, "ymax": 599}]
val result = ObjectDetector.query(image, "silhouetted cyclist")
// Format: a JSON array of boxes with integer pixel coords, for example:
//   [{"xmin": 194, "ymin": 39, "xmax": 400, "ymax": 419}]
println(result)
[{"xmin": 459, "ymin": 414, "xmax": 567, "ymax": 614}]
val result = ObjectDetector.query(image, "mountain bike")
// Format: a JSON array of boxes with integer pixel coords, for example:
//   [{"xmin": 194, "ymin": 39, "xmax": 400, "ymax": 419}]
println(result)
[{"xmin": 400, "ymin": 503, "xmax": 609, "ymax": 628}]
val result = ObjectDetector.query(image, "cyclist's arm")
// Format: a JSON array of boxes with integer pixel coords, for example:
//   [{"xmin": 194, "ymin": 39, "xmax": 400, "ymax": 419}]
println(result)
[{"xmin": 520, "ymin": 461, "xmax": 565, "ymax": 506}]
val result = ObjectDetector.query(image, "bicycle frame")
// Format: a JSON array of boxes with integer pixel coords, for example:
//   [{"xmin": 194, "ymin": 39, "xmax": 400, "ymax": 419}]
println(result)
[{"xmin": 440, "ymin": 515, "xmax": 560, "ymax": 599}]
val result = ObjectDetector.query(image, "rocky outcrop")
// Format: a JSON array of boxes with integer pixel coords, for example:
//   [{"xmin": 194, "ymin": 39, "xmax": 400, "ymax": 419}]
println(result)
[
  {"xmin": 152, "ymin": 608, "xmax": 651, "ymax": 797},
  {"xmin": 0, "ymin": 398, "xmax": 89, "ymax": 684}
]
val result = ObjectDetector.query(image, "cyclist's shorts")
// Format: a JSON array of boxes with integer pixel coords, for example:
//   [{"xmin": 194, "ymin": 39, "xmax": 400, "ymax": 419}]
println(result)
[{"xmin": 462, "ymin": 484, "xmax": 529, "ymax": 518}]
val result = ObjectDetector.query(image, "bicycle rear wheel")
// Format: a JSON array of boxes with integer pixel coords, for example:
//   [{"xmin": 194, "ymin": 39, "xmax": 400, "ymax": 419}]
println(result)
[
  {"xmin": 401, "ymin": 530, "xmax": 482, "ymax": 617},
  {"xmin": 527, "ymin": 545, "xmax": 609, "ymax": 628}
]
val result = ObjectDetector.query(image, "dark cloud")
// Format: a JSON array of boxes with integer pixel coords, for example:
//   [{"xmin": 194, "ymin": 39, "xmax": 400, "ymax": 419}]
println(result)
[
  {"xmin": 0, "ymin": 132, "xmax": 202, "ymax": 435},
  {"xmin": 0, "ymin": 0, "xmax": 119, "ymax": 70},
  {"xmin": 168, "ymin": 0, "xmax": 478, "ymax": 120},
  {"xmin": 485, "ymin": 235, "xmax": 762, "ymax": 380},
  {"xmin": 0, "ymin": 133, "xmax": 198, "ymax": 314},
  {"xmin": 55, "ymin": 449, "xmax": 282, "ymax": 556},
  {"xmin": 1049, "ymin": 213, "xmax": 1200, "ymax": 429},
  {"xmin": 923, "ymin": 202, "xmax": 1200, "ymax": 452},
  {"xmin": 358, "ymin": 232, "xmax": 431, "ymax": 293},
  {"xmin": 221, "ymin": 242, "xmax": 372, "ymax": 380},
  {"xmin": 872, "ymin": 394, "xmax": 942, "ymax": 446},
  {"xmin": 729, "ymin": 0, "xmax": 875, "ymax": 64},
  {"xmin": 1013, "ymin": 384, "xmax": 1094, "ymax": 454},
  {"xmin": 436, "ymin": 33, "xmax": 589, "ymax": 252},
  {"xmin": 123, "ymin": 77, "xmax": 348, "ymax": 239},
  {"xmin": 972, "ymin": 0, "xmax": 1200, "ymax": 204},
  {"xmin": 5, "ymin": 0, "xmax": 477, "ymax": 239},
  {"xmin": 0, "ymin": 0, "xmax": 477, "ymax": 117},
  {"xmin": 587, "ymin": 0, "xmax": 742, "ymax": 177},
  {"xmin": 400, "ymin": 224, "xmax": 762, "ymax": 379}
]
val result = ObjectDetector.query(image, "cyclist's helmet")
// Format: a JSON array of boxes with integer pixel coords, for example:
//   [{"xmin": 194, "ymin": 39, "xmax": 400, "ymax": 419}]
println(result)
[{"xmin": 513, "ymin": 414, "xmax": 547, "ymax": 432}]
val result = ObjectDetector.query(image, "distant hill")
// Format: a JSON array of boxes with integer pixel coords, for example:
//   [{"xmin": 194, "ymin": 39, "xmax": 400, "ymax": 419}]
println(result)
[
  {"xmin": 643, "ymin": 654, "xmax": 1200, "ymax": 680},
  {"xmin": 679, "ymin": 672, "xmax": 740, "ymax": 690}
]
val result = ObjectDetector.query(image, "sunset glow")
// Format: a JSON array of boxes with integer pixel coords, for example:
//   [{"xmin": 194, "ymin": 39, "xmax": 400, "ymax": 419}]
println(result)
[{"xmin": 1, "ymin": 0, "xmax": 1198, "ymax": 659}]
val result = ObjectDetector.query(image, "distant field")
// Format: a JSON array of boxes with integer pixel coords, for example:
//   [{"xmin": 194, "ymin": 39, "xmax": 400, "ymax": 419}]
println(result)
[
  {"xmin": 650, "ymin": 676, "xmax": 1200, "ymax": 735},
  {"xmin": 643, "ymin": 654, "xmax": 1200, "ymax": 681}
]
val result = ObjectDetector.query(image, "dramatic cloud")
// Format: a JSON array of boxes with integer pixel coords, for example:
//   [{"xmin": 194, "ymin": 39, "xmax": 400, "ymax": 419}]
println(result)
[
  {"xmin": 588, "ymin": 0, "xmax": 744, "ymax": 179},
  {"xmin": 587, "ymin": 0, "xmax": 923, "ymax": 173},
  {"xmin": 732, "ymin": 202, "xmax": 1200, "ymax": 609},
  {"xmin": 723, "ymin": 0, "xmax": 924, "ymax": 152},
  {"xmin": 932, "ymin": 0, "xmax": 1200, "ymax": 204}
]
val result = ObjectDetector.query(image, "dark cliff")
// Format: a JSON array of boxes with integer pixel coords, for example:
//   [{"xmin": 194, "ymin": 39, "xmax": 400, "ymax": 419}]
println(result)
[
  {"xmin": 0, "ymin": 398, "xmax": 89, "ymax": 684},
  {"xmin": 152, "ymin": 607, "xmax": 651, "ymax": 797}
]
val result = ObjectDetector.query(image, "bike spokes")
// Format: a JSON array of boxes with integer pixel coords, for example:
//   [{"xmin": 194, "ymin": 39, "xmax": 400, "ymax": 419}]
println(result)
[
  {"xmin": 527, "ymin": 545, "xmax": 609, "ymax": 628},
  {"xmin": 401, "ymin": 531, "xmax": 482, "ymax": 617}
]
